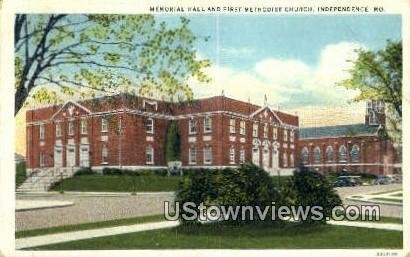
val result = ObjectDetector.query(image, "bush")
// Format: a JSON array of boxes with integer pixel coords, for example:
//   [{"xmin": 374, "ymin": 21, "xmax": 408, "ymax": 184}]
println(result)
[
  {"xmin": 16, "ymin": 162, "xmax": 27, "ymax": 188},
  {"xmin": 75, "ymin": 167, "xmax": 95, "ymax": 176},
  {"xmin": 176, "ymin": 164, "xmax": 282, "ymax": 223},
  {"xmin": 102, "ymin": 168, "xmax": 123, "ymax": 175},
  {"xmin": 285, "ymin": 166, "xmax": 342, "ymax": 223}
]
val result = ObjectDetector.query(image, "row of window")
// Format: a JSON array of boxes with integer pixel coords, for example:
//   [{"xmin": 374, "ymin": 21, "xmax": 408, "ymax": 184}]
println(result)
[
  {"xmin": 40, "ymin": 116, "xmax": 295, "ymax": 142},
  {"xmin": 301, "ymin": 145, "xmax": 360, "ymax": 164},
  {"xmin": 101, "ymin": 145, "xmax": 154, "ymax": 165}
]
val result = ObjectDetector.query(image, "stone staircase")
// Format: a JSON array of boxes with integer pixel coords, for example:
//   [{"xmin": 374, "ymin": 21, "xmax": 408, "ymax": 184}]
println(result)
[{"xmin": 17, "ymin": 167, "xmax": 77, "ymax": 192}]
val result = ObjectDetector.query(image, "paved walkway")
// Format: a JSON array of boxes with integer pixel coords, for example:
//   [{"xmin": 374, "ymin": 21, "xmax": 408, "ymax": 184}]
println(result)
[
  {"xmin": 328, "ymin": 220, "xmax": 402, "ymax": 231},
  {"xmin": 336, "ymin": 184, "xmax": 403, "ymax": 218},
  {"xmin": 16, "ymin": 220, "xmax": 180, "ymax": 249},
  {"xmin": 16, "ymin": 192, "xmax": 175, "ymax": 231},
  {"xmin": 16, "ymin": 199, "xmax": 74, "ymax": 212}
]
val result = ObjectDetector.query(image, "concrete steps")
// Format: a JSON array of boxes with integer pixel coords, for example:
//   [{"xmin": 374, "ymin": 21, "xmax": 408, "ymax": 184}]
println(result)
[{"xmin": 17, "ymin": 167, "xmax": 77, "ymax": 192}]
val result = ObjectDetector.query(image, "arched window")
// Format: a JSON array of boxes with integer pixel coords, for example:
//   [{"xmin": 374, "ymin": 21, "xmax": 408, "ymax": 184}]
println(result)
[
  {"xmin": 290, "ymin": 153, "xmax": 294, "ymax": 167},
  {"xmin": 369, "ymin": 110, "xmax": 378, "ymax": 125},
  {"xmin": 313, "ymin": 147, "xmax": 321, "ymax": 163},
  {"xmin": 326, "ymin": 146, "xmax": 334, "ymax": 162},
  {"xmin": 102, "ymin": 144, "xmax": 108, "ymax": 163},
  {"xmin": 351, "ymin": 144, "xmax": 360, "ymax": 162},
  {"xmin": 283, "ymin": 153, "xmax": 288, "ymax": 167},
  {"xmin": 339, "ymin": 145, "xmax": 347, "ymax": 162},
  {"xmin": 301, "ymin": 147, "xmax": 309, "ymax": 164}
]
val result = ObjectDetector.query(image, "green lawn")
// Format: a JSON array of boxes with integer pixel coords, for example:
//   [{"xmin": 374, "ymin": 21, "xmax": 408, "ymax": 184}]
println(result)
[
  {"xmin": 49, "ymin": 174, "xmax": 181, "ymax": 192},
  {"xmin": 16, "ymin": 214, "xmax": 165, "ymax": 238},
  {"xmin": 31, "ymin": 221, "xmax": 402, "ymax": 250}
]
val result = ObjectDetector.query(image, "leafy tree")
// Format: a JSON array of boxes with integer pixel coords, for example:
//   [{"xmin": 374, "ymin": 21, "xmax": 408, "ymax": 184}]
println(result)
[
  {"xmin": 165, "ymin": 121, "xmax": 181, "ymax": 163},
  {"xmin": 338, "ymin": 40, "xmax": 402, "ymax": 147},
  {"xmin": 284, "ymin": 166, "xmax": 342, "ymax": 223},
  {"xmin": 14, "ymin": 14, "xmax": 211, "ymax": 115}
]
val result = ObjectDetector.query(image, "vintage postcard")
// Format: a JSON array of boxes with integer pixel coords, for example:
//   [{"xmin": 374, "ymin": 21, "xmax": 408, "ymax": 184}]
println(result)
[{"xmin": 0, "ymin": 0, "xmax": 409, "ymax": 256}]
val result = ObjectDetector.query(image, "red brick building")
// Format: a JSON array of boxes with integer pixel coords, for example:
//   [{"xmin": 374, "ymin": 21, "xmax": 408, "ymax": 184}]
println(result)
[
  {"xmin": 298, "ymin": 100, "xmax": 401, "ymax": 175},
  {"xmin": 26, "ymin": 94, "xmax": 299, "ymax": 175}
]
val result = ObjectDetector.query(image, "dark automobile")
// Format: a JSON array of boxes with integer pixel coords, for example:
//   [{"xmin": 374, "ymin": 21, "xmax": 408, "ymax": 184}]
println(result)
[{"xmin": 333, "ymin": 176, "xmax": 362, "ymax": 187}]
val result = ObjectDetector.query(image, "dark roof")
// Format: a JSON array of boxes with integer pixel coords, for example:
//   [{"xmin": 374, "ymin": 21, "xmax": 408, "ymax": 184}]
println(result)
[{"xmin": 299, "ymin": 124, "xmax": 379, "ymax": 139}]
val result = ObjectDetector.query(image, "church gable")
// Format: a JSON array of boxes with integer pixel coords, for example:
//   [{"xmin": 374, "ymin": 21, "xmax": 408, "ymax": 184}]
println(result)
[
  {"xmin": 51, "ymin": 101, "xmax": 92, "ymax": 120},
  {"xmin": 250, "ymin": 106, "xmax": 282, "ymax": 125}
]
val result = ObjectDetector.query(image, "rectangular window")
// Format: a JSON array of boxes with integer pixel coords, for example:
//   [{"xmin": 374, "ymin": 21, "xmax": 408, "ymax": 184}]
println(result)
[
  {"xmin": 68, "ymin": 120, "xmax": 74, "ymax": 135},
  {"xmin": 204, "ymin": 116, "xmax": 212, "ymax": 133},
  {"xmin": 189, "ymin": 118, "xmax": 197, "ymax": 134},
  {"xmin": 39, "ymin": 152, "xmax": 45, "ymax": 167},
  {"xmin": 145, "ymin": 118, "xmax": 154, "ymax": 133},
  {"xmin": 203, "ymin": 147, "xmax": 212, "ymax": 164},
  {"xmin": 239, "ymin": 148, "xmax": 245, "ymax": 164},
  {"xmin": 146, "ymin": 147, "xmax": 154, "ymax": 164},
  {"xmin": 102, "ymin": 145, "xmax": 108, "ymax": 164},
  {"xmin": 240, "ymin": 120, "xmax": 246, "ymax": 135},
  {"xmin": 290, "ymin": 130, "xmax": 294, "ymax": 143},
  {"xmin": 39, "ymin": 124, "xmax": 45, "ymax": 140},
  {"xmin": 283, "ymin": 129, "xmax": 288, "ymax": 142},
  {"xmin": 263, "ymin": 123, "xmax": 268, "ymax": 138},
  {"xmin": 229, "ymin": 147, "xmax": 235, "ymax": 164},
  {"xmin": 273, "ymin": 127, "xmax": 278, "ymax": 140},
  {"xmin": 81, "ymin": 119, "xmax": 88, "ymax": 135},
  {"xmin": 229, "ymin": 118, "xmax": 236, "ymax": 134},
  {"xmin": 55, "ymin": 123, "xmax": 62, "ymax": 137},
  {"xmin": 101, "ymin": 117, "xmax": 108, "ymax": 132},
  {"xmin": 189, "ymin": 147, "xmax": 197, "ymax": 164},
  {"xmin": 252, "ymin": 123, "xmax": 258, "ymax": 137}
]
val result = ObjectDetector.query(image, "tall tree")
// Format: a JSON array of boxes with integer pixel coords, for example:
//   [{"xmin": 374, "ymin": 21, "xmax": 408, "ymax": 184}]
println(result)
[
  {"xmin": 14, "ymin": 14, "xmax": 210, "ymax": 115},
  {"xmin": 338, "ymin": 40, "xmax": 402, "ymax": 147}
]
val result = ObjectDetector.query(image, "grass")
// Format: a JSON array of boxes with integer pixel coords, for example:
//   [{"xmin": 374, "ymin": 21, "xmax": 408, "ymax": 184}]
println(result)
[
  {"xmin": 30, "ymin": 221, "xmax": 402, "ymax": 250},
  {"xmin": 15, "ymin": 162, "xmax": 27, "ymax": 188},
  {"xmin": 16, "ymin": 214, "xmax": 165, "ymax": 238},
  {"xmin": 49, "ymin": 174, "xmax": 181, "ymax": 192}
]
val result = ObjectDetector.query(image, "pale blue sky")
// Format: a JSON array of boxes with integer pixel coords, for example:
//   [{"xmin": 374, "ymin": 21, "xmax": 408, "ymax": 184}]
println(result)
[
  {"xmin": 156, "ymin": 14, "xmax": 401, "ymax": 109},
  {"xmin": 161, "ymin": 14, "xmax": 402, "ymax": 69}
]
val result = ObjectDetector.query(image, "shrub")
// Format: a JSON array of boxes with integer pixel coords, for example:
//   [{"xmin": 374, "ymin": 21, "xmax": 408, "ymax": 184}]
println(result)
[
  {"xmin": 75, "ymin": 167, "xmax": 95, "ymax": 176},
  {"xmin": 176, "ymin": 164, "xmax": 282, "ymax": 223},
  {"xmin": 102, "ymin": 168, "xmax": 123, "ymax": 175},
  {"xmin": 165, "ymin": 121, "xmax": 181, "ymax": 163},
  {"xmin": 15, "ymin": 162, "xmax": 27, "ymax": 188},
  {"xmin": 285, "ymin": 166, "xmax": 342, "ymax": 223}
]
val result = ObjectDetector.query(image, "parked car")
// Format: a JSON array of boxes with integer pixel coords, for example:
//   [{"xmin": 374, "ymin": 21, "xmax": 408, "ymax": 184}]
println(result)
[
  {"xmin": 373, "ymin": 175, "xmax": 394, "ymax": 185},
  {"xmin": 333, "ymin": 176, "xmax": 362, "ymax": 187}
]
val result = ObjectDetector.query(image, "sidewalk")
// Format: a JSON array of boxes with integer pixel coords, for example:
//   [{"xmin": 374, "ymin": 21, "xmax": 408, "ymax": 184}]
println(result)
[
  {"xmin": 328, "ymin": 220, "xmax": 402, "ymax": 231},
  {"xmin": 16, "ymin": 220, "xmax": 180, "ymax": 249}
]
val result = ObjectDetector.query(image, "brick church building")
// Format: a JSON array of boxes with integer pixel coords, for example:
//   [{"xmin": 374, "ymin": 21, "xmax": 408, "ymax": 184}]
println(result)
[
  {"xmin": 298, "ymin": 100, "xmax": 401, "ymax": 175},
  {"xmin": 26, "ymin": 94, "xmax": 299, "ymax": 175}
]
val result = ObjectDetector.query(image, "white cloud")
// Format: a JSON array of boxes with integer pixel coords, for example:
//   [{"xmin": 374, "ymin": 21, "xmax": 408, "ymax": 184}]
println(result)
[{"xmin": 191, "ymin": 41, "xmax": 364, "ymax": 108}]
